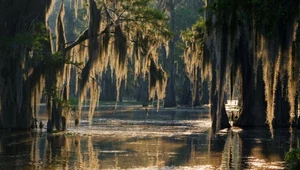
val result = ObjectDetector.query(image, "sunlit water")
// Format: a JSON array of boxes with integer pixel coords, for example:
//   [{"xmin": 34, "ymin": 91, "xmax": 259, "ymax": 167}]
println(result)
[{"xmin": 0, "ymin": 105, "xmax": 297, "ymax": 169}]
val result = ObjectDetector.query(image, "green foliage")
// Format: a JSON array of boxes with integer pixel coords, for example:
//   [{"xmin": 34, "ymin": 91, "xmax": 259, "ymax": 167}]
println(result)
[
  {"xmin": 121, "ymin": 0, "xmax": 173, "ymax": 40},
  {"xmin": 132, "ymin": 0, "xmax": 149, "ymax": 7},
  {"xmin": 69, "ymin": 96, "xmax": 78, "ymax": 105},
  {"xmin": 285, "ymin": 148, "xmax": 300, "ymax": 170},
  {"xmin": 193, "ymin": 18, "xmax": 207, "ymax": 38},
  {"xmin": 44, "ymin": 51, "xmax": 64, "ymax": 67},
  {"xmin": 59, "ymin": 99, "xmax": 77, "ymax": 112},
  {"xmin": 181, "ymin": 16, "xmax": 206, "ymax": 48},
  {"xmin": 204, "ymin": 0, "xmax": 300, "ymax": 36},
  {"xmin": 31, "ymin": 23, "xmax": 49, "ymax": 56},
  {"xmin": 43, "ymin": 85, "xmax": 58, "ymax": 99},
  {"xmin": 0, "ymin": 22, "xmax": 49, "ymax": 60},
  {"xmin": 43, "ymin": 85, "xmax": 76, "ymax": 112},
  {"xmin": 174, "ymin": 6, "xmax": 200, "ymax": 35},
  {"xmin": 251, "ymin": 0, "xmax": 299, "ymax": 36}
]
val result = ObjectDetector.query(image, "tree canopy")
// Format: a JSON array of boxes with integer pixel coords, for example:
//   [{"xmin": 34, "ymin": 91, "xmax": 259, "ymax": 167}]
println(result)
[
  {"xmin": 182, "ymin": 0, "xmax": 300, "ymax": 134},
  {"xmin": 0, "ymin": 0, "xmax": 172, "ymax": 131}
]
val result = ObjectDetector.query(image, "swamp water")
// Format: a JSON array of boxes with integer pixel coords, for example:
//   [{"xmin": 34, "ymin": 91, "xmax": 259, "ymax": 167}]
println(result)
[{"xmin": 0, "ymin": 106, "xmax": 297, "ymax": 169}]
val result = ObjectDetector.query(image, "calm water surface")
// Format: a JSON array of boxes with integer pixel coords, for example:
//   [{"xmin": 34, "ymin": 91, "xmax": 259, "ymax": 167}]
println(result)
[{"xmin": 0, "ymin": 106, "xmax": 297, "ymax": 169}]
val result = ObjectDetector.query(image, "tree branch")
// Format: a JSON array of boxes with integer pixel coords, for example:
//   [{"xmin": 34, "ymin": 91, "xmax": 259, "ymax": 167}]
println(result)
[
  {"xmin": 64, "ymin": 24, "xmax": 113, "ymax": 53},
  {"xmin": 102, "ymin": 0, "xmax": 116, "ymax": 25},
  {"xmin": 64, "ymin": 28, "xmax": 89, "ymax": 52}
]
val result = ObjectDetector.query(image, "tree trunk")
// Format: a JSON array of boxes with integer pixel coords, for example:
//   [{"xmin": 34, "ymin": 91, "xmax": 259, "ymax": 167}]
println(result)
[
  {"xmin": 273, "ymin": 77, "xmax": 290, "ymax": 128},
  {"xmin": 164, "ymin": 73, "xmax": 176, "ymax": 107},
  {"xmin": 234, "ymin": 61, "xmax": 267, "ymax": 127},
  {"xmin": 0, "ymin": 0, "xmax": 51, "ymax": 129},
  {"xmin": 204, "ymin": 0, "xmax": 231, "ymax": 131},
  {"xmin": 179, "ymin": 75, "xmax": 192, "ymax": 106},
  {"xmin": 210, "ymin": 62, "xmax": 230, "ymax": 132},
  {"xmin": 201, "ymin": 80, "xmax": 209, "ymax": 104},
  {"xmin": 136, "ymin": 75, "xmax": 149, "ymax": 107},
  {"xmin": 234, "ymin": 26, "xmax": 292, "ymax": 129},
  {"xmin": 164, "ymin": 2, "xmax": 176, "ymax": 107},
  {"xmin": 193, "ymin": 68, "xmax": 202, "ymax": 107},
  {"xmin": 234, "ymin": 26, "xmax": 267, "ymax": 127}
]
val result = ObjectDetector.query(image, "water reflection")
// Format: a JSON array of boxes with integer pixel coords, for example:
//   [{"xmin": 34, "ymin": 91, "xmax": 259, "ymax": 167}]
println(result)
[
  {"xmin": 220, "ymin": 130, "xmax": 242, "ymax": 170},
  {"xmin": 0, "ymin": 109, "xmax": 298, "ymax": 169}
]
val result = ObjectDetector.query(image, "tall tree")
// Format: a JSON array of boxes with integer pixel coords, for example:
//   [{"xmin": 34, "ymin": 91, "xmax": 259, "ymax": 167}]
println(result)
[
  {"xmin": 0, "ymin": 0, "xmax": 52, "ymax": 129},
  {"xmin": 0, "ymin": 0, "xmax": 171, "ymax": 131},
  {"xmin": 162, "ymin": 0, "xmax": 177, "ymax": 107},
  {"xmin": 156, "ymin": 0, "xmax": 203, "ymax": 107},
  {"xmin": 182, "ymin": 0, "xmax": 300, "ymax": 133}
]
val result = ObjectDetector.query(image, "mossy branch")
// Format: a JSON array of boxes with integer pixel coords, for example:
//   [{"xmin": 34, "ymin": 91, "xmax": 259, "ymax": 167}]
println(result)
[{"xmin": 64, "ymin": 28, "xmax": 89, "ymax": 52}]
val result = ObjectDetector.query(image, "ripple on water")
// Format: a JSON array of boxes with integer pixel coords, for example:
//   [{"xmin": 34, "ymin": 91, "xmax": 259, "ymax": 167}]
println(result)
[
  {"xmin": 0, "ymin": 108, "xmax": 291, "ymax": 170},
  {"xmin": 68, "ymin": 118, "xmax": 211, "ymax": 137}
]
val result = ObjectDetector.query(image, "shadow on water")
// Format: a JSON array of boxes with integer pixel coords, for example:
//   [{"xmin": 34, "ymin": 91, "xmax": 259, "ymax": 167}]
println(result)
[{"xmin": 0, "ymin": 108, "xmax": 299, "ymax": 169}]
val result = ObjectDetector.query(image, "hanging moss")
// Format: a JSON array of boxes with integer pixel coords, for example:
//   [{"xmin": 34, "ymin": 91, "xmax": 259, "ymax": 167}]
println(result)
[
  {"xmin": 114, "ymin": 25, "xmax": 127, "ymax": 70},
  {"xmin": 149, "ymin": 58, "xmax": 167, "ymax": 109},
  {"xmin": 183, "ymin": 0, "xmax": 300, "ymax": 133},
  {"xmin": 41, "ymin": 0, "xmax": 172, "ymax": 127}
]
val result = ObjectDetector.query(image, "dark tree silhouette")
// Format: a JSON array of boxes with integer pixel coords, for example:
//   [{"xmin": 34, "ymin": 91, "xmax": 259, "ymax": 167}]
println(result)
[
  {"xmin": 0, "ymin": 0, "xmax": 171, "ymax": 131},
  {"xmin": 182, "ymin": 0, "xmax": 300, "ymax": 133}
]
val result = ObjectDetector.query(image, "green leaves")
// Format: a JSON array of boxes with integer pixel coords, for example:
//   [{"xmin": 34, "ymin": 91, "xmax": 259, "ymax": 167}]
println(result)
[
  {"xmin": 44, "ymin": 51, "xmax": 63, "ymax": 66},
  {"xmin": 204, "ymin": 0, "xmax": 300, "ymax": 36},
  {"xmin": 252, "ymin": 0, "xmax": 300, "ymax": 35},
  {"xmin": 0, "ymin": 23, "xmax": 51, "ymax": 80},
  {"xmin": 43, "ymin": 85, "xmax": 76, "ymax": 112},
  {"xmin": 132, "ymin": 0, "xmax": 149, "ymax": 7},
  {"xmin": 181, "ymin": 16, "xmax": 206, "ymax": 48},
  {"xmin": 285, "ymin": 148, "xmax": 300, "ymax": 170}
]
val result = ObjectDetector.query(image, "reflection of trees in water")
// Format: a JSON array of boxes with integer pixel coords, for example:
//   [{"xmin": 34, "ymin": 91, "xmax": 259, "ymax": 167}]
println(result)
[
  {"xmin": 0, "ymin": 131, "xmax": 37, "ymax": 169},
  {"xmin": 163, "ymin": 129, "xmax": 224, "ymax": 168},
  {"xmin": 240, "ymin": 129, "xmax": 286, "ymax": 169},
  {"xmin": 209, "ymin": 128, "xmax": 294, "ymax": 169},
  {"xmin": 227, "ymin": 128, "xmax": 295, "ymax": 169},
  {"xmin": 1, "ymin": 128, "xmax": 299, "ymax": 169},
  {"xmin": 87, "ymin": 136, "xmax": 99, "ymax": 169},
  {"xmin": 30, "ymin": 132, "xmax": 46, "ymax": 169},
  {"xmin": 28, "ymin": 134, "xmax": 100, "ymax": 169},
  {"xmin": 220, "ymin": 130, "xmax": 242, "ymax": 170},
  {"xmin": 67, "ymin": 136, "xmax": 99, "ymax": 169},
  {"xmin": 114, "ymin": 137, "xmax": 184, "ymax": 168}
]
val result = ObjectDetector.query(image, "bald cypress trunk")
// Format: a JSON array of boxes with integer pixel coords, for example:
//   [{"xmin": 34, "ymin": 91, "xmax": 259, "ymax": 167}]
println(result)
[
  {"xmin": 179, "ymin": 75, "xmax": 192, "ymax": 106},
  {"xmin": 236, "ymin": 64, "xmax": 292, "ymax": 128},
  {"xmin": 234, "ymin": 61, "xmax": 267, "ymax": 128},
  {"xmin": 136, "ymin": 75, "xmax": 149, "ymax": 107},
  {"xmin": 164, "ymin": 1, "xmax": 176, "ymax": 107},
  {"xmin": 0, "ymin": 0, "xmax": 51, "ymax": 129},
  {"xmin": 210, "ymin": 58, "xmax": 230, "ymax": 131},
  {"xmin": 273, "ymin": 78, "xmax": 290, "ymax": 128},
  {"xmin": 183, "ymin": 0, "xmax": 300, "ymax": 132}
]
